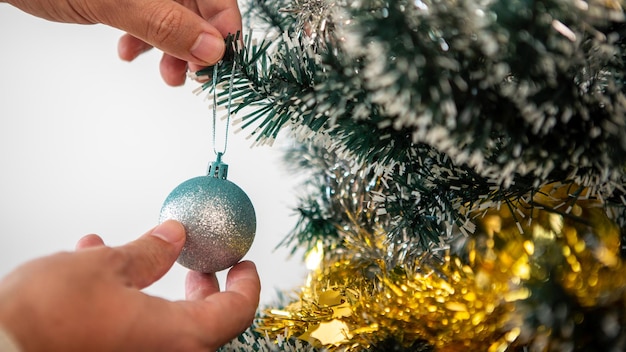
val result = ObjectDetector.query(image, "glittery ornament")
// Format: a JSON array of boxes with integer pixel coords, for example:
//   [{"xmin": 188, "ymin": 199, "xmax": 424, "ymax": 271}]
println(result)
[{"xmin": 159, "ymin": 153, "xmax": 256, "ymax": 273}]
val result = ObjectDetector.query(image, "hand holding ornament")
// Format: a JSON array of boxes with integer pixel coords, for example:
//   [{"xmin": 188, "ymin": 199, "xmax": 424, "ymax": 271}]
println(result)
[{"xmin": 0, "ymin": 220, "xmax": 260, "ymax": 352}]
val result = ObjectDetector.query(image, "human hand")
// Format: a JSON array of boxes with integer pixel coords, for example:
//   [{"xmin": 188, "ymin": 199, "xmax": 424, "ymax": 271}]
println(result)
[
  {"xmin": 0, "ymin": 220, "xmax": 260, "ymax": 352},
  {"xmin": 3, "ymin": 0, "xmax": 241, "ymax": 86}
]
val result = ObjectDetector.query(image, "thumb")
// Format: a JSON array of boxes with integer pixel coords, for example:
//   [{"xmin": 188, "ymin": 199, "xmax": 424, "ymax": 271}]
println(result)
[
  {"xmin": 100, "ymin": 0, "xmax": 225, "ymax": 66},
  {"xmin": 116, "ymin": 220, "xmax": 186, "ymax": 289}
]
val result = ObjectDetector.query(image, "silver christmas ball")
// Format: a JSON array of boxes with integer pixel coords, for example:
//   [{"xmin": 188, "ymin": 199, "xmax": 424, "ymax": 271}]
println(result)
[{"xmin": 159, "ymin": 174, "xmax": 256, "ymax": 273}]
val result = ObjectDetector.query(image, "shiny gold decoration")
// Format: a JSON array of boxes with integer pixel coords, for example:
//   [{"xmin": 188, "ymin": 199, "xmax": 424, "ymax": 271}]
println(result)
[
  {"xmin": 475, "ymin": 183, "xmax": 626, "ymax": 308},
  {"xmin": 258, "ymin": 182, "xmax": 626, "ymax": 351}
]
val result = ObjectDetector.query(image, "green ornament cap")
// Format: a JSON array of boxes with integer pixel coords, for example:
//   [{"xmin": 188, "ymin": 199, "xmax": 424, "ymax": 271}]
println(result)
[{"xmin": 208, "ymin": 152, "xmax": 228, "ymax": 179}]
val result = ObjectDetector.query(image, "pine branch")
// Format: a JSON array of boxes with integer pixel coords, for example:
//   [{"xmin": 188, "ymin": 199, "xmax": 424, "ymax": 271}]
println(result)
[
  {"xmin": 195, "ymin": 0, "xmax": 626, "ymax": 257},
  {"xmin": 210, "ymin": 0, "xmax": 626, "ymax": 193}
]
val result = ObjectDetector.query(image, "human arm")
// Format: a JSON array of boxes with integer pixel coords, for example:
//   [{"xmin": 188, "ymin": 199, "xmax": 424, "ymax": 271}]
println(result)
[{"xmin": 0, "ymin": 220, "xmax": 260, "ymax": 352}]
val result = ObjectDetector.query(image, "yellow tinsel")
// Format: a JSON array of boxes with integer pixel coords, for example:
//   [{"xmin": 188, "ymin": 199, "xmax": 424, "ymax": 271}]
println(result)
[{"xmin": 257, "ymin": 183, "xmax": 625, "ymax": 351}]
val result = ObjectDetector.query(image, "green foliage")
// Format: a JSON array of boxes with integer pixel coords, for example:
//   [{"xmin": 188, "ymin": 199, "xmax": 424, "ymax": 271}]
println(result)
[
  {"xmin": 200, "ymin": 0, "xmax": 626, "ymax": 254},
  {"xmin": 218, "ymin": 324, "xmax": 320, "ymax": 352},
  {"xmin": 209, "ymin": 0, "xmax": 626, "ymax": 183},
  {"xmin": 205, "ymin": 0, "xmax": 626, "ymax": 350}
]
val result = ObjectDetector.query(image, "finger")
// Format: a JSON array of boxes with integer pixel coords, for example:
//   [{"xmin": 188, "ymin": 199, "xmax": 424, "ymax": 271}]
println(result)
[
  {"xmin": 197, "ymin": 0, "xmax": 242, "ymax": 38},
  {"xmin": 99, "ymin": 0, "xmax": 226, "ymax": 66},
  {"xmin": 192, "ymin": 261, "xmax": 260, "ymax": 346},
  {"xmin": 160, "ymin": 53, "xmax": 189, "ymax": 86},
  {"xmin": 185, "ymin": 271, "xmax": 220, "ymax": 300},
  {"xmin": 115, "ymin": 220, "xmax": 186, "ymax": 289},
  {"xmin": 118, "ymin": 33, "xmax": 154, "ymax": 62},
  {"xmin": 75, "ymin": 234, "xmax": 105, "ymax": 250},
  {"xmin": 194, "ymin": 0, "xmax": 242, "ymax": 79},
  {"xmin": 187, "ymin": 63, "xmax": 205, "ymax": 74},
  {"xmin": 225, "ymin": 261, "xmax": 261, "ymax": 309}
]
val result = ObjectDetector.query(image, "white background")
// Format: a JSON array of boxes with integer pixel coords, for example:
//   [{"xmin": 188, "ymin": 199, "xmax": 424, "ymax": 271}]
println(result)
[{"xmin": 0, "ymin": 4, "xmax": 308, "ymax": 306}]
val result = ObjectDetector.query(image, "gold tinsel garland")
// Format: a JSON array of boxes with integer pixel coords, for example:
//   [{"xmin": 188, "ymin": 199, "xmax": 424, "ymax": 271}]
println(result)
[{"xmin": 257, "ymin": 183, "xmax": 625, "ymax": 351}]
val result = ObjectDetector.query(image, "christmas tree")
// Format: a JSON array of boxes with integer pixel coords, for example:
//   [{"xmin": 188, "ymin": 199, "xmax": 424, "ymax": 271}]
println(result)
[{"xmin": 201, "ymin": 0, "xmax": 626, "ymax": 350}]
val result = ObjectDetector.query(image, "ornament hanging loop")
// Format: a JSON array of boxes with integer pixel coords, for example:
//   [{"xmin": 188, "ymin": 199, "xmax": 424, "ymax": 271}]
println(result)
[
  {"xmin": 207, "ymin": 152, "xmax": 229, "ymax": 179},
  {"xmin": 211, "ymin": 59, "xmax": 237, "ymax": 157}
]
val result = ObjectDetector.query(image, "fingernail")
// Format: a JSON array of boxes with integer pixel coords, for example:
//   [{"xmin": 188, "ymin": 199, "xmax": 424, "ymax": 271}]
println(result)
[
  {"xmin": 151, "ymin": 220, "xmax": 186, "ymax": 244},
  {"xmin": 190, "ymin": 33, "xmax": 225, "ymax": 65}
]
